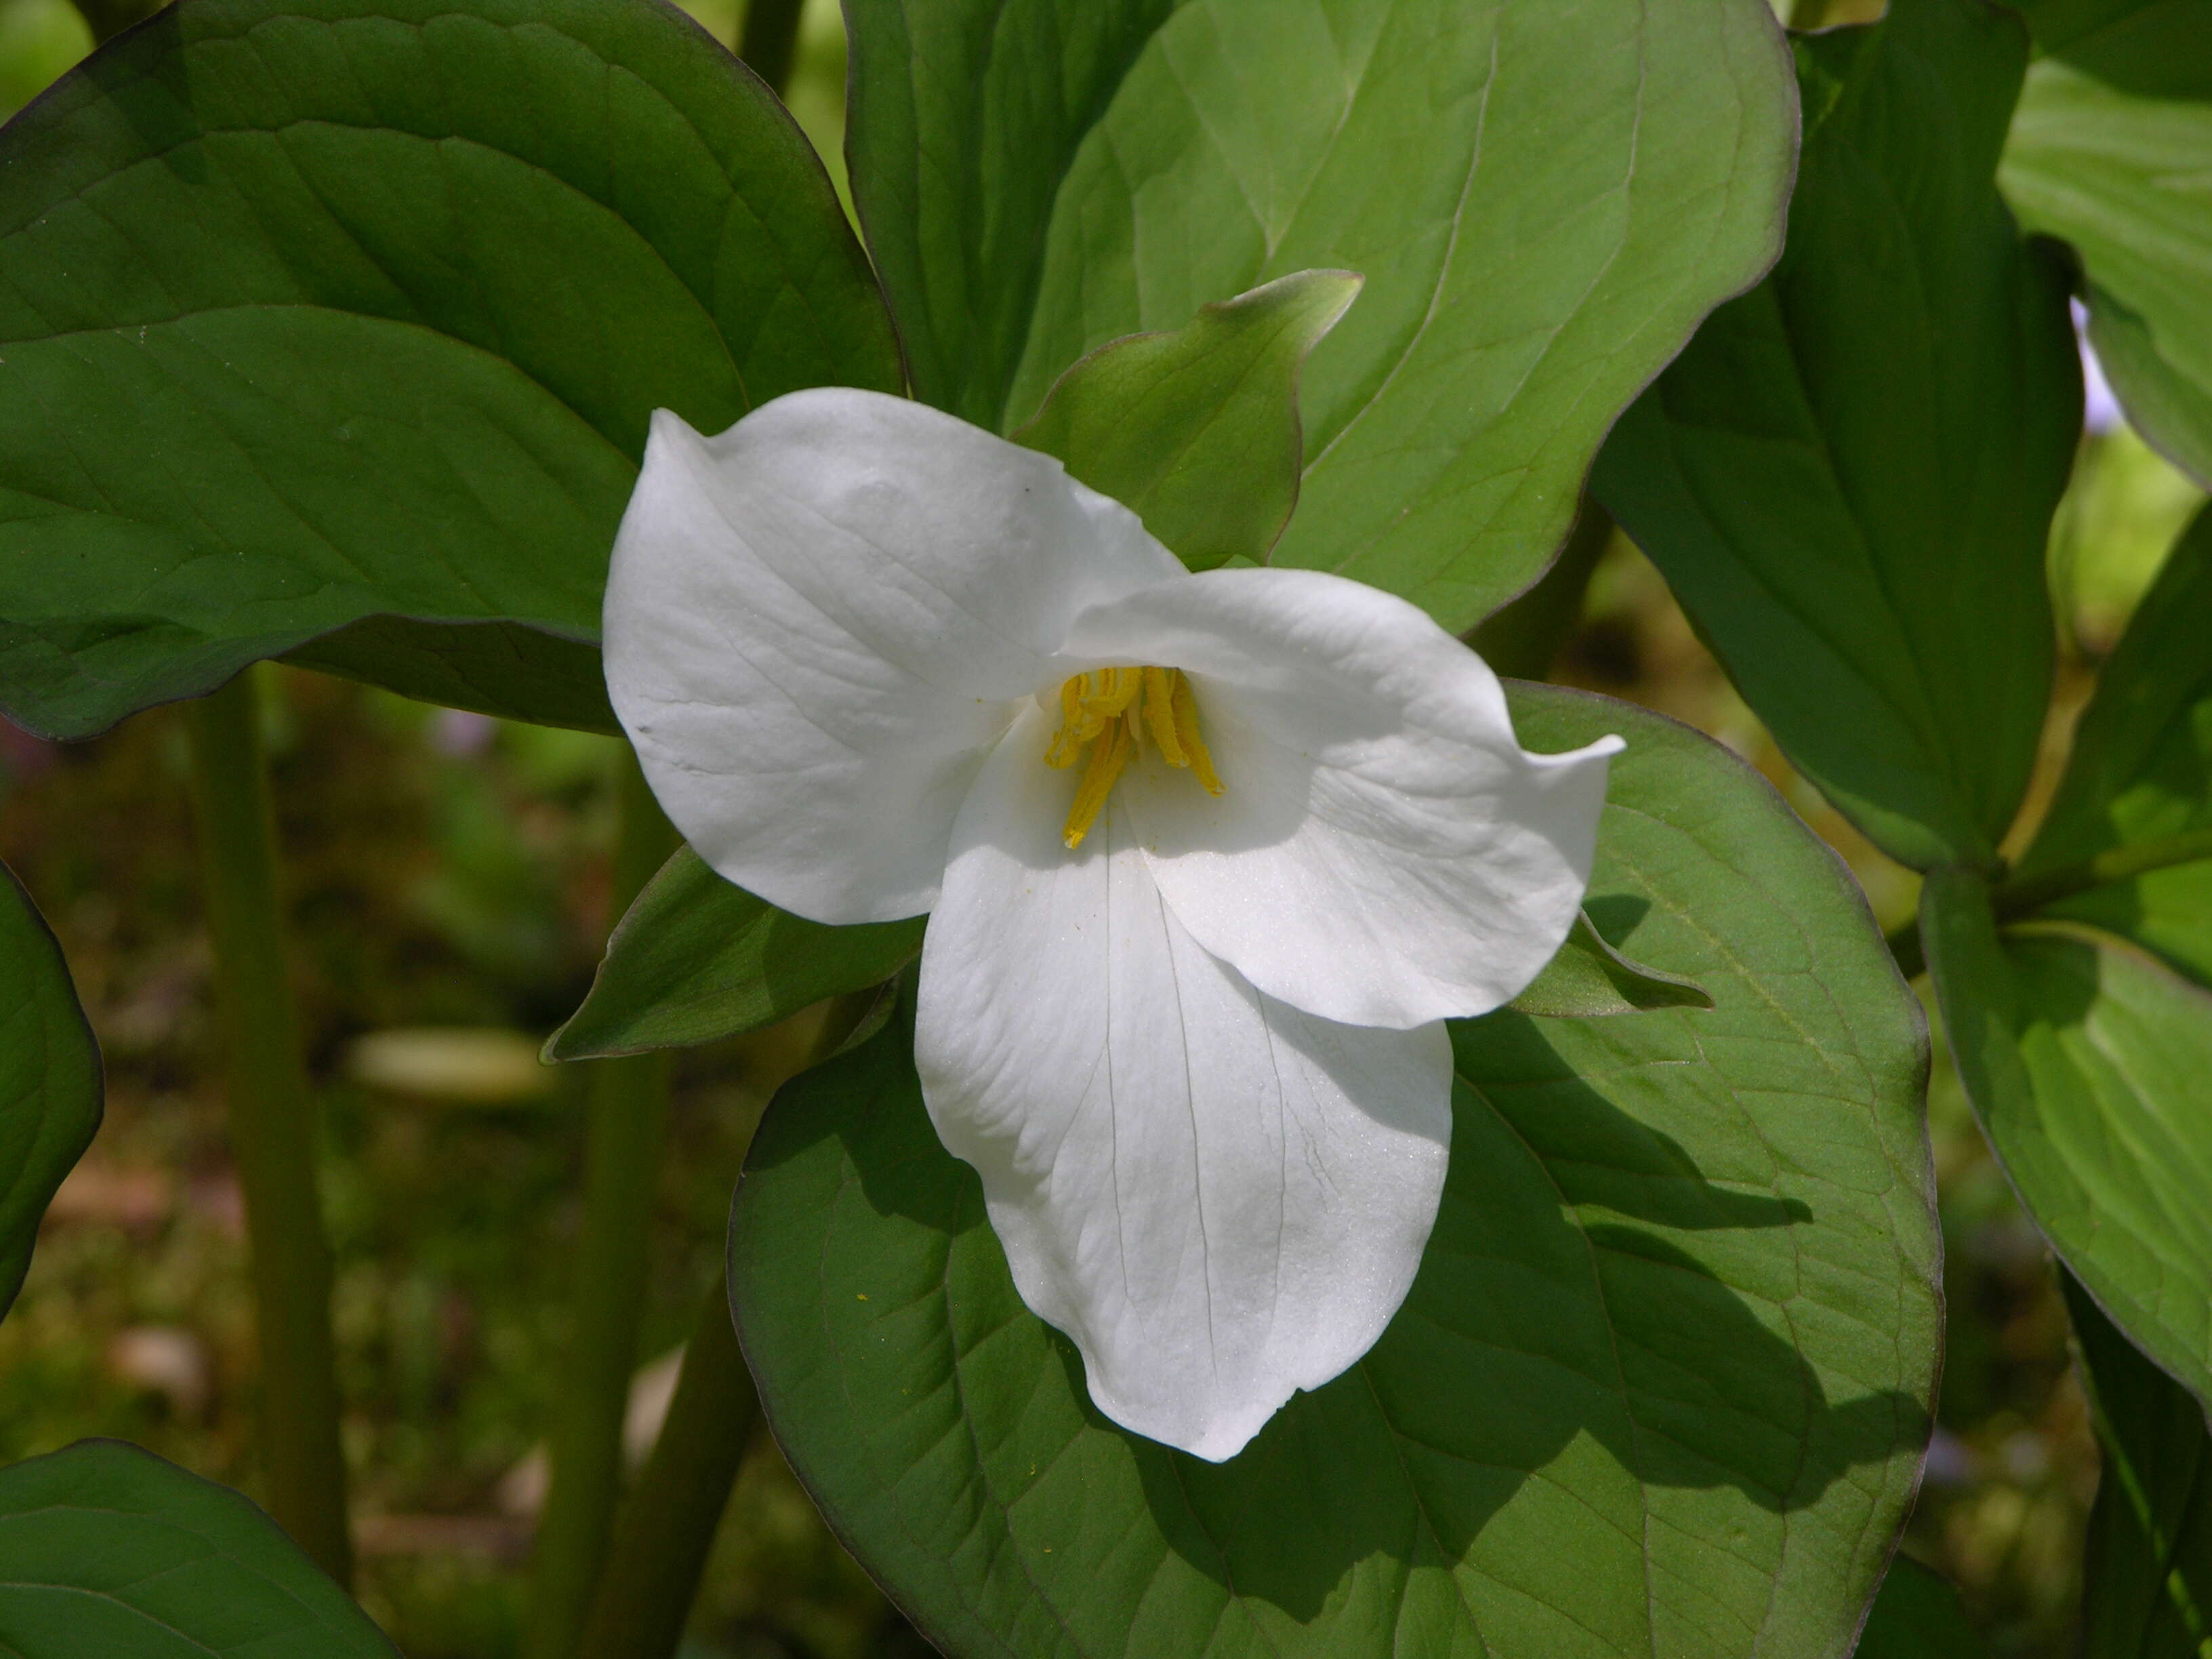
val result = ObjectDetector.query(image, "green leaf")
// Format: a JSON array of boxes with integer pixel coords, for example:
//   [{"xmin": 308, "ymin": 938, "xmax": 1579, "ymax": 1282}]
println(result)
[
  {"xmin": 0, "ymin": 859, "xmax": 100, "ymax": 1322},
  {"xmin": 546, "ymin": 848, "xmax": 924, "ymax": 1061},
  {"xmin": 2001, "ymin": 0, "xmax": 2212, "ymax": 486},
  {"xmin": 731, "ymin": 684, "xmax": 1938, "ymax": 1658},
  {"xmin": 281, "ymin": 618, "xmax": 618, "ymax": 735},
  {"xmin": 0, "ymin": 1439, "xmax": 395, "ymax": 1654},
  {"xmin": 1508, "ymin": 908, "xmax": 1715, "ymax": 1019},
  {"xmin": 2016, "ymin": 504, "xmax": 2212, "ymax": 984},
  {"xmin": 1012, "ymin": 270, "xmax": 1361, "ymax": 571},
  {"xmin": 1924, "ymin": 870, "xmax": 2212, "ymax": 1410},
  {"xmin": 1595, "ymin": 0, "xmax": 2079, "ymax": 872},
  {"xmin": 845, "ymin": 0, "xmax": 1798, "ymax": 628},
  {"xmin": 1853, "ymin": 1557, "xmax": 1987, "ymax": 1659},
  {"xmin": 2064, "ymin": 1271, "xmax": 2212, "ymax": 1659},
  {"xmin": 0, "ymin": 0, "xmax": 902, "ymax": 741}
]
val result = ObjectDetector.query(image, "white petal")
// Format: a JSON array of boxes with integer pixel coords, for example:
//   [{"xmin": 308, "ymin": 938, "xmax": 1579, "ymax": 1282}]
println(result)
[
  {"xmin": 604, "ymin": 389, "xmax": 1185, "ymax": 924},
  {"xmin": 916, "ymin": 703, "xmax": 1452, "ymax": 1461},
  {"xmin": 1062, "ymin": 568, "xmax": 1623, "ymax": 1028}
]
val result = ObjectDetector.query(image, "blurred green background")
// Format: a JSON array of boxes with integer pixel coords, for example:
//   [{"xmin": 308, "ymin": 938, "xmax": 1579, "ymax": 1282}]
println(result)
[{"xmin": 0, "ymin": 2, "xmax": 2201, "ymax": 1653}]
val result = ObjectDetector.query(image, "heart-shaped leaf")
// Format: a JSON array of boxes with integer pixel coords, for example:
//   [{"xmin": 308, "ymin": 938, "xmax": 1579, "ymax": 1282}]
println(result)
[
  {"xmin": 1595, "ymin": 0, "xmax": 2079, "ymax": 870},
  {"xmin": 2001, "ymin": 0, "xmax": 2212, "ymax": 486},
  {"xmin": 546, "ymin": 847, "xmax": 924, "ymax": 1061},
  {"xmin": 845, "ymin": 0, "xmax": 1798, "ymax": 628},
  {"xmin": 1925, "ymin": 876, "xmax": 2212, "ymax": 1412},
  {"xmin": 730, "ymin": 684, "xmax": 1938, "ymax": 1658},
  {"xmin": 0, "ymin": 859, "xmax": 100, "ymax": 1322},
  {"xmin": 1012, "ymin": 270, "xmax": 1361, "ymax": 571},
  {"xmin": 0, "ymin": 1439, "xmax": 394, "ymax": 1654},
  {"xmin": 0, "ymin": 0, "xmax": 902, "ymax": 740}
]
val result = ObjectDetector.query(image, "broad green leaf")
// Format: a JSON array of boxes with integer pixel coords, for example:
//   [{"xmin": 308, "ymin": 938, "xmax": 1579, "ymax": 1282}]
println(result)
[
  {"xmin": 0, "ymin": 0, "xmax": 902, "ymax": 741},
  {"xmin": 731, "ymin": 684, "xmax": 1938, "ymax": 1659},
  {"xmin": 1508, "ymin": 908, "xmax": 1715, "ymax": 1019},
  {"xmin": 283, "ymin": 618, "xmax": 617, "ymax": 735},
  {"xmin": 2017, "ymin": 504, "xmax": 2212, "ymax": 985},
  {"xmin": 1012, "ymin": 270, "xmax": 1361, "ymax": 571},
  {"xmin": 2064, "ymin": 1272, "xmax": 2212, "ymax": 1659},
  {"xmin": 1853, "ymin": 1557, "xmax": 1986, "ymax": 1659},
  {"xmin": 0, "ymin": 1439, "xmax": 395, "ymax": 1654},
  {"xmin": 1924, "ymin": 872, "xmax": 2212, "ymax": 1410},
  {"xmin": 1595, "ymin": 0, "xmax": 2078, "ymax": 871},
  {"xmin": 546, "ymin": 848, "xmax": 923, "ymax": 1061},
  {"xmin": 1, "ymin": 860, "xmax": 100, "ymax": 1321},
  {"xmin": 845, "ymin": 0, "xmax": 1797, "ymax": 628},
  {"xmin": 2001, "ymin": 0, "xmax": 2212, "ymax": 485}
]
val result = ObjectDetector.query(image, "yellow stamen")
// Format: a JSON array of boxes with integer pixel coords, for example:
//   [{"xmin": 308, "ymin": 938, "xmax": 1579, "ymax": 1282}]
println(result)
[
  {"xmin": 1045, "ymin": 663, "xmax": 1225, "ymax": 846},
  {"xmin": 1170, "ymin": 674, "xmax": 1224, "ymax": 796},
  {"xmin": 1061, "ymin": 722, "xmax": 1134, "ymax": 848}
]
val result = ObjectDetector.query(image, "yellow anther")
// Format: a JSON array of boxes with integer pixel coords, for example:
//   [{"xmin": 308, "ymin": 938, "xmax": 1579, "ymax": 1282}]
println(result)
[
  {"xmin": 1046, "ymin": 663, "xmax": 1223, "ymax": 846},
  {"xmin": 1061, "ymin": 722, "xmax": 1134, "ymax": 849}
]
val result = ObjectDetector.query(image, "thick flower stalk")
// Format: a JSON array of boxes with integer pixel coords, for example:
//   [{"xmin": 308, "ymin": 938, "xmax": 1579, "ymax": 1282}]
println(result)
[{"xmin": 605, "ymin": 388, "xmax": 1620, "ymax": 1460}]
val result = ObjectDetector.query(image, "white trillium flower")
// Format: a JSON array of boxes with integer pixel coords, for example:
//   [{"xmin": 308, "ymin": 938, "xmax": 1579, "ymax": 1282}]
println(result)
[{"xmin": 604, "ymin": 386, "xmax": 1622, "ymax": 1461}]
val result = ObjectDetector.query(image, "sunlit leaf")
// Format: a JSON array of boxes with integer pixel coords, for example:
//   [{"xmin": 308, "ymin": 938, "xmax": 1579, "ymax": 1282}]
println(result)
[
  {"xmin": 2001, "ymin": 0, "xmax": 2212, "ymax": 485},
  {"xmin": 2018, "ymin": 504, "xmax": 2212, "ymax": 985},
  {"xmin": 1508, "ymin": 908, "xmax": 1714, "ymax": 1018},
  {"xmin": 1596, "ymin": 0, "xmax": 2078, "ymax": 870},
  {"xmin": 0, "ymin": 1439, "xmax": 394, "ymax": 1654},
  {"xmin": 1014, "ymin": 270, "xmax": 1361, "ymax": 571},
  {"xmin": 731, "ymin": 684, "xmax": 1938, "ymax": 1658},
  {"xmin": 846, "ymin": 0, "xmax": 1798, "ymax": 628},
  {"xmin": 546, "ymin": 848, "xmax": 922, "ymax": 1062},
  {"xmin": 1925, "ymin": 876, "xmax": 2212, "ymax": 1412},
  {"xmin": 0, "ymin": 0, "xmax": 901, "ymax": 740},
  {"xmin": 0, "ymin": 859, "xmax": 100, "ymax": 1322}
]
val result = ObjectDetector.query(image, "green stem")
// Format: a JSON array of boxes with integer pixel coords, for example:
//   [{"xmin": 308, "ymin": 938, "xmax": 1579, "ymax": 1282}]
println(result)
[
  {"xmin": 1887, "ymin": 825, "xmax": 2212, "ymax": 980},
  {"xmin": 736, "ymin": 0, "xmax": 805, "ymax": 93},
  {"xmin": 523, "ymin": 752, "xmax": 678, "ymax": 1659},
  {"xmin": 571, "ymin": 987, "xmax": 880, "ymax": 1659},
  {"xmin": 1467, "ymin": 497, "xmax": 1614, "ymax": 682},
  {"xmin": 576, "ymin": 1271, "xmax": 762, "ymax": 1659},
  {"xmin": 182, "ymin": 669, "xmax": 352, "ymax": 1586}
]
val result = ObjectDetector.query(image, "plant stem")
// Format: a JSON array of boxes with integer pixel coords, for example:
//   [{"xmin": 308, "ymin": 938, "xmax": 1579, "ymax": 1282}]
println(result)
[
  {"xmin": 1887, "ymin": 825, "xmax": 2212, "ymax": 980},
  {"xmin": 523, "ymin": 751, "xmax": 678, "ymax": 1659},
  {"xmin": 736, "ymin": 0, "xmax": 806, "ymax": 93},
  {"xmin": 577, "ymin": 1271, "xmax": 761, "ymax": 1659},
  {"xmin": 182, "ymin": 668, "xmax": 352, "ymax": 1586},
  {"xmin": 570, "ymin": 987, "xmax": 880, "ymax": 1658}
]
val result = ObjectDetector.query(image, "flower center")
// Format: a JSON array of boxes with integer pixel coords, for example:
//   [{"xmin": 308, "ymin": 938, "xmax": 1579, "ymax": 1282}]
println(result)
[{"xmin": 1044, "ymin": 666, "xmax": 1223, "ymax": 848}]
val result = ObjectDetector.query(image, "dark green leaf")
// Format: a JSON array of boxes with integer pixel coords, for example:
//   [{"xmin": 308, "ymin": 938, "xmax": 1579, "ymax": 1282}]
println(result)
[
  {"xmin": 1508, "ymin": 907, "xmax": 1715, "ymax": 1018},
  {"xmin": 2016, "ymin": 504, "xmax": 2212, "ymax": 984},
  {"xmin": 731, "ymin": 685, "xmax": 1938, "ymax": 1658},
  {"xmin": 846, "ymin": 0, "xmax": 1797, "ymax": 628},
  {"xmin": 0, "ymin": 0, "xmax": 902, "ymax": 740},
  {"xmin": 546, "ymin": 848, "xmax": 923, "ymax": 1061},
  {"xmin": 0, "ymin": 1439, "xmax": 395, "ymax": 1654},
  {"xmin": 1924, "ymin": 869, "xmax": 2212, "ymax": 1410},
  {"xmin": 2001, "ymin": 0, "xmax": 2212, "ymax": 485},
  {"xmin": 1012, "ymin": 270, "xmax": 1360, "ymax": 571},
  {"xmin": 1596, "ymin": 0, "xmax": 2078, "ymax": 870},
  {"xmin": 2064, "ymin": 1271, "xmax": 2212, "ymax": 1659},
  {"xmin": 0, "ymin": 859, "xmax": 100, "ymax": 1322},
  {"xmin": 282, "ymin": 617, "xmax": 617, "ymax": 735},
  {"xmin": 1853, "ymin": 1557, "xmax": 1986, "ymax": 1658}
]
